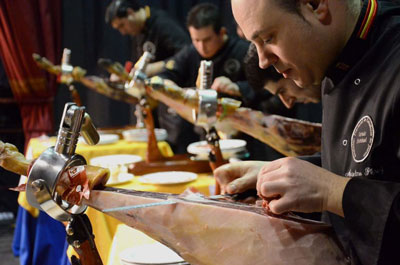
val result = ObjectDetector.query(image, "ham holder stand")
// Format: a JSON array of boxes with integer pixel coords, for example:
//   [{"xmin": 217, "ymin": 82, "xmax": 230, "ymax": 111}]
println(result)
[{"xmin": 26, "ymin": 102, "xmax": 103, "ymax": 265}]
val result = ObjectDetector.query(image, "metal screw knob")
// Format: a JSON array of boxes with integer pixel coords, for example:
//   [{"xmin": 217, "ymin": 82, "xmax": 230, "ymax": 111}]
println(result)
[
  {"xmin": 31, "ymin": 179, "xmax": 44, "ymax": 193},
  {"xmin": 66, "ymin": 225, "xmax": 74, "ymax": 236},
  {"xmin": 72, "ymin": 240, "xmax": 81, "ymax": 249}
]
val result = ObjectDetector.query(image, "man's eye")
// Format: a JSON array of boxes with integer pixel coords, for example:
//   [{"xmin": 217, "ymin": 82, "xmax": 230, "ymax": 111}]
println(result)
[{"xmin": 263, "ymin": 37, "xmax": 272, "ymax": 44}]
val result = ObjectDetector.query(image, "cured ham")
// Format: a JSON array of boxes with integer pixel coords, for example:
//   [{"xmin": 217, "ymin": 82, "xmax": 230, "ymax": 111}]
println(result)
[
  {"xmin": 0, "ymin": 140, "xmax": 30, "ymax": 176},
  {"xmin": 33, "ymin": 54, "xmax": 321, "ymax": 156},
  {"xmin": 146, "ymin": 77, "xmax": 321, "ymax": 156},
  {"xmin": 0, "ymin": 140, "xmax": 109, "ymax": 205},
  {"xmin": 85, "ymin": 188, "xmax": 347, "ymax": 265}
]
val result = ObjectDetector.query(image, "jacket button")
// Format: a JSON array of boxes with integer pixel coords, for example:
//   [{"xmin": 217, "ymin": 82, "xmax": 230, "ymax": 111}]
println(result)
[
  {"xmin": 343, "ymin": 139, "xmax": 348, "ymax": 146},
  {"xmin": 354, "ymin": 78, "xmax": 361, "ymax": 85}
]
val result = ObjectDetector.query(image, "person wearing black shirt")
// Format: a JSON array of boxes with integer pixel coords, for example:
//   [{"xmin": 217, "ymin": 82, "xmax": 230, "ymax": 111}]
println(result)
[
  {"xmin": 213, "ymin": 0, "xmax": 400, "ymax": 264},
  {"xmin": 157, "ymin": 3, "xmax": 251, "ymax": 154},
  {"xmin": 105, "ymin": 0, "xmax": 190, "ymax": 77}
]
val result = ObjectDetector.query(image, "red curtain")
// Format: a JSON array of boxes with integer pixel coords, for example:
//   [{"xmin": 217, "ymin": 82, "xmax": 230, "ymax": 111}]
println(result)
[{"xmin": 0, "ymin": 0, "xmax": 61, "ymax": 145}]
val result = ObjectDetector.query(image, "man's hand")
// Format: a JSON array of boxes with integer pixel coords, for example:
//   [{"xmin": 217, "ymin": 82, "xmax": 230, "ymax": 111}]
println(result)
[
  {"xmin": 109, "ymin": 73, "xmax": 122, "ymax": 82},
  {"xmin": 211, "ymin": 76, "xmax": 241, "ymax": 97},
  {"xmin": 256, "ymin": 157, "xmax": 350, "ymax": 216},
  {"xmin": 214, "ymin": 161, "xmax": 267, "ymax": 194}
]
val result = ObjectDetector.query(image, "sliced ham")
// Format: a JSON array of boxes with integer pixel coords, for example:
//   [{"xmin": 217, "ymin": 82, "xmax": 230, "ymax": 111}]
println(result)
[{"xmin": 86, "ymin": 188, "xmax": 347, "ymax": 265}]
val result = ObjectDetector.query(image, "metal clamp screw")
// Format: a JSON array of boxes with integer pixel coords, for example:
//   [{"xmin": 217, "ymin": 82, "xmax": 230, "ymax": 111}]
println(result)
[
  {"xmin": 72, "ymin": 240, "xmax": 81, "ymax": 249},
  {"xmin": 66, "ymin": 225, "xmax": 74, "ymax": 236},
  {"xmin": 31, "ymin": 179, "xmax": 44, "ymax": 192}
]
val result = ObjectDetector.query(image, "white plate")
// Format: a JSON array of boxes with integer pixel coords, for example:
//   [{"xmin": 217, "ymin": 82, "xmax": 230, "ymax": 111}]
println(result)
[
  {"xmin": 90, "ymin": 154, "xmax": 142, "ymax": 167},
  {"xmin": 80, "ymin": 133, "xmax": 119, "ymax": 145},
  {"xmin": 137, "ymin": 171, "xmax": 197, "ymax": 185},
  {"xmin": 120, "ymin": 242, "xmax": 185, "ymax": 264},
  {"xmin": 123, "ymin": 128, "xmax": 168, "ymax": 142},
  {"xmin": 187, "ymin": 139, "xmax": 247, "ymax": 159},
  {"xmin": 107, "ymin": 173, "xmax": 134, "ymax": 185}
]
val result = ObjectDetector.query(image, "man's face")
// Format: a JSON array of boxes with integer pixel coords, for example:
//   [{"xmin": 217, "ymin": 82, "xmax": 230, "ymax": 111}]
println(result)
[
  {"xmin": 189, "ymin": 25, "xmax": 225, "ymax": 59},
  {"xmin": 264, "ymin": 78, "xmax": 321, "ymax": 109},
  {"xmin": 111, "ymin": 8, "xmax": 143, "ymax": 36},
  {"xmin": 232, "ymin": 0, "xmax": 336, "ymax": 88}
]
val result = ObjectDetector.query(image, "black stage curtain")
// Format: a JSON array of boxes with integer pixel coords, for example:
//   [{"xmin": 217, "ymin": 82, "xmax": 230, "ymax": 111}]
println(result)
[{"xmin": 56, "ymin": 0, "xmax": 236, "ymax": 129}]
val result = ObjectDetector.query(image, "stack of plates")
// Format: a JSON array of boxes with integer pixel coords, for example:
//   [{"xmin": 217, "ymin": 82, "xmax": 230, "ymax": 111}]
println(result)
[
  {"xmin": 89, "ymin": 154, "xmax": 142, "ymax": 185},
  {"xmin": 137, "ymin": 171, "xmax": 197, "ymax": 185},
  {"xmin": 79, "ymin": 133, "xmax": 119, "ymax": 145},
  {"xmin": 122, "ymin": 128, "xmax": 168, "ymax": 142},
  {"xmin": 120, "ymin": 242, "xmax": 189, "ymax": 265},
  {"xmin": 187, "ymin": 139, "xmax": 247, "ymax": 160}
]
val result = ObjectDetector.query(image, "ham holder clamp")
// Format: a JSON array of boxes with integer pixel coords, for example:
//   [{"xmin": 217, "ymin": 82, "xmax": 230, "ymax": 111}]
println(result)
[
  {"xmin": 192, "ymin": 60, "xmax": 227, "ymax": 194},
  {"xmin": 25, "ymin": 102, "xmax": 103, "ymax": 265}
]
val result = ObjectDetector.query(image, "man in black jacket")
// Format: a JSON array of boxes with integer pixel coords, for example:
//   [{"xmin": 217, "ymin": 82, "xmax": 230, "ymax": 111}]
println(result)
[
  {"xmin": 105, "ymin": 0, "xmax": 190, "ymax": 76},
  {"xmin": 215, "ymin": 0, "xmax": 400, "ymax": 264},
  {"xmin": 157, "ymin": 3, "xmax": 251, "ymax": 154}
]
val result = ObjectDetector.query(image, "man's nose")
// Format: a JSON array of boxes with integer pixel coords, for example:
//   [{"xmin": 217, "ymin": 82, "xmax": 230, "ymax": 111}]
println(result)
[
  {"xmin": 259, "ymin": 53, "xmax": 278, "ymax": 69},
  {"xmin": 256, "ymin": 46, "xmax": 278, "ymax": 69},
  {"xmin": 200, "ymin": 42, "xmax": 207, "ymax": 53},
  {"xmin": 279, "ymin": 94, "xmax": 296, "ymax": 109}
]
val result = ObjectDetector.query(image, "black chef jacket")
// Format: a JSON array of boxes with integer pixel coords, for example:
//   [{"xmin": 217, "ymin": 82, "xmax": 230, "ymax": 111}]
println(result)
[
  {"xmin": 157, "ymin": 37, "xmax": 251, "ymax": 154},
  {"xmin": 131, "ymin": 7, "xmax": 190, "ymax": 63},
  {"xmin": 129, "ymin": 7, "xmax": 190, "ymax": 153},
  {"xmin": 318, "ymin": 0, "xmax": 400, "ymax": 264}
]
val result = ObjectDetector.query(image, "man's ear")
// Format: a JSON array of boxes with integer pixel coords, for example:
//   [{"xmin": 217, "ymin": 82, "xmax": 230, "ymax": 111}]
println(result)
[
  {"xmin": 219, "ymin": 27, "xmax": 227, "ymax": 37},
  {"xmin": 126, "ymin": 7, "xmax": 135, "ymax": 16},
  {"xmin": 302, "ymin": 0, "xmax": 330, "ymax": 25}
]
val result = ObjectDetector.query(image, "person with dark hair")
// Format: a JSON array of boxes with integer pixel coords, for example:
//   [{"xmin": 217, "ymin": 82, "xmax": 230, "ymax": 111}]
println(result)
[
  {"xmin": 105, "ymin": 0, "xmax": 190, "ymax": 77},
  {"xmin": 244, "ymin": 44, "xmax": 320, "ymax": 111},
  {"xmin": 156, "ymin": 3, "xmax": 252, "ymax": 154},
  {"xmin": 214, "ymin": 0, "xmax": 400, "ymax": 264}
]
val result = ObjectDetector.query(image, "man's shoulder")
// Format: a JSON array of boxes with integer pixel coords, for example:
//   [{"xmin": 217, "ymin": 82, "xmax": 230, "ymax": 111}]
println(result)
[
  {"xmin": 225, "ymin": 37, "xmax": 250, "ymax": 58},
  {"xmin": 148, "ymin": 8, "xmax": 182, "ymax": 28}
]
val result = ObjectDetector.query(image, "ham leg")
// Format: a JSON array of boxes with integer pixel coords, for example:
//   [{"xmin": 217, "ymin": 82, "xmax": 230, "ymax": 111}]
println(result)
[
  {"xmin": 146, "ymin": 78, "xmax": 321, "ymax": 156},
  {"xmin": 86, "ymin": 188, "xmax": 347, "ymax": 265},
  {"xmin": 0, "ymin": 140, "xmax": 109, "ymax": 204}
]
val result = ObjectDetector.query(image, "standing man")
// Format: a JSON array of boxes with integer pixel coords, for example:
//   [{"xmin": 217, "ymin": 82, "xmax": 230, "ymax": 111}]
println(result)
[
  {"xmin": 215, "ymin": 0, "xmax": 400, "ymax": 264},
  {"xmin": 157, "ymin": 3, "xmax": 251, "ymax": 154},
  {"xmin": 105, "ymin": 0, "xmax": 190, "ymax": 76}
]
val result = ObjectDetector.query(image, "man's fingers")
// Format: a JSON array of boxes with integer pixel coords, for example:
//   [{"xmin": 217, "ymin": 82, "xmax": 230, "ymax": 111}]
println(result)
[
  {"xmin": 268, "ymin": 197, "xmax": 292, "ymax": 215},
  {"xmin": 226, "ymin": 173, "xmax": 257, "ymax": 194},
  {"xmin": 258, "ymin": 159, "xmax": 284, "ymax": 176},
  {"xmin": 258, "ymin": 180, "xmax": 284, "ymax": 199}
]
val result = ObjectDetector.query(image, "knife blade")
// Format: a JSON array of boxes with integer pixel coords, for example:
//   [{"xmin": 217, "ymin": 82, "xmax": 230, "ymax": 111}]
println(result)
[
  {"xmin": 102, "ymin": 200, "xmax": 177, "ymax": 213},
  {"xmin": 208, "ymin": 189, "xmax": 258, "ymax": 201}
]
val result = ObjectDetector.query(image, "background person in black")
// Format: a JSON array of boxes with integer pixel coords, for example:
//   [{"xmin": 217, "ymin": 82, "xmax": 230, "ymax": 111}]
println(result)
[
  {"xmin": 157, "ymin": 3, "xmax": 252, "ymax": 155},
  {"xmin": 243, "ymin": 43, "xmax": 323, "ymax": 165},
  {"xmin": 105, "ymin": 0, "xmax": 190, "ymax": 77},
  {"xmin": 214, "ymin": 0, "xmax": 400, "ymax": 264}
]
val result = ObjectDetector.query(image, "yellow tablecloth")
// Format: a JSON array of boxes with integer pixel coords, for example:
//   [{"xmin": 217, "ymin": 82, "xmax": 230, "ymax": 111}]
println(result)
[
  {"xmin": 27, "ymin": 136, "xmax": 173, "ymax": 163},
  {"xmin": 86, "ymin": 173, "xmax": 215, "ymax": 264},
  {"xmin": 21, "ymin": 135, "xmax": 216, "ymax": 264},
  {"xmin": 107, "ymin": 224, "xmax": 169, "ymax": 265},
  {"xmin": 19, "ymin": 136, "xmax": 174, "ymax": 217}
]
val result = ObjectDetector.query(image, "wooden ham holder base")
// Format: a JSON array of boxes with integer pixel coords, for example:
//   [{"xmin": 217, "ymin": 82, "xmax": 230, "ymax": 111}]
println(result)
[{"xmin": 128, "ymin": 103, "xmax": 212, "ymax": 176}]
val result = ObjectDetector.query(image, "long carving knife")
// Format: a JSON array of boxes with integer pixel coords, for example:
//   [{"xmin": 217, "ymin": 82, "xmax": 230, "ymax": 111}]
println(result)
[{"xmin": 102, "ymin": 200, "xmax": 177, "ymax": 213}]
